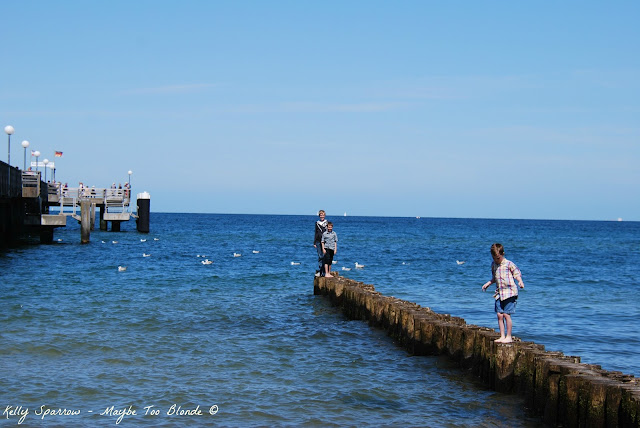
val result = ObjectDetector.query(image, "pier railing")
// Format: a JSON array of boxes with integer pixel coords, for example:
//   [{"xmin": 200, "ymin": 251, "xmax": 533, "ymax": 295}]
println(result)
[{"xmin": 54, "ymin": 187, "xmax": 132, "ymax": 218}]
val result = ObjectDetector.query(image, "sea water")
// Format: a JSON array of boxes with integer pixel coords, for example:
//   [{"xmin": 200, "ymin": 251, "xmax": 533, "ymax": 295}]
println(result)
[{"xmin": 1, "ymin": 213, "xmax": 638, "ymax": 427}]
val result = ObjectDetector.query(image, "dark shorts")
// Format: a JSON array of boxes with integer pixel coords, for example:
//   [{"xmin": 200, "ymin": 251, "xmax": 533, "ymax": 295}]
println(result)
[
  {"xmin": 495, "ymin": 296, "xmax": 517, "ymax": 315},
  {"xmin": 323, "ymin": 248, "xmax": 335, "ymax": 267}
]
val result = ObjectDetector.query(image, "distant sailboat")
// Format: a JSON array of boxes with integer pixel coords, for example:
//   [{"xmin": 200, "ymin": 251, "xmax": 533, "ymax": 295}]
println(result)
[{"xmin": 344, "ymin": 212, "xmax": 347, "ymax": 217}]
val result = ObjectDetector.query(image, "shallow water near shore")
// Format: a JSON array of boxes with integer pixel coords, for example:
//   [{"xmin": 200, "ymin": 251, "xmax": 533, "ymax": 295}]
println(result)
[{"xmin": 1, "ymin": 213, "xmax": 638, "ymax": 426}]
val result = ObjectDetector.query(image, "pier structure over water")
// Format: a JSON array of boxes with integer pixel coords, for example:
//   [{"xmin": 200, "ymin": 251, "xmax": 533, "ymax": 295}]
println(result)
[
  {"xmin": 315, "ymin": 275, "xmax": 640, "ymax": 428},
  {"xmin": 57, "ymin": 185, "xmax": 134, "ymax": 230},
  {"xmin": 1, "ymin": 160, "xmax": 149, "ymax": 245}
]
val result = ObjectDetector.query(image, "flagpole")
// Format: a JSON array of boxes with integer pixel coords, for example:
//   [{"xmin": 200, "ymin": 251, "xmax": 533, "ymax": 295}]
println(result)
[{"xmin": 54, "ymin": 151, "xmax": 62, "ymax": 183}]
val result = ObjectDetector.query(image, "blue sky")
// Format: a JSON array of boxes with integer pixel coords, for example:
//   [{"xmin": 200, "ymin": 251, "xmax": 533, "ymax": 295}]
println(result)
[{"xmin": 2, "ymin": 1, "xmax": 638, "ymax": 220}]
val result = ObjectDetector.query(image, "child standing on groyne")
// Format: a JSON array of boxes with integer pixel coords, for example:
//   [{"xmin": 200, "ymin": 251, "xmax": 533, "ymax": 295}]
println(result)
[
  {"xmin": 321, "ymin": 222, "xmax": 338, "ymax": 278},
  {"xmin": 482, "ymin": 243, "xmax": 525, "ymax": 343}
]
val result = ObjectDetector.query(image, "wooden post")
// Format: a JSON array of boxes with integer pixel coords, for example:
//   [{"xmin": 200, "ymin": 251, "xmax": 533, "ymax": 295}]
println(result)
[
  {"xmin": 99, "ymin": 204, "xmax": 107, "ymax": 230},
  {"xmin": 80, "ymin": 199, "xmax": 91, "ymax": 244},
  {"xmin": 90, "ymin": 202, "xmax": 96, "ymax": 230}
]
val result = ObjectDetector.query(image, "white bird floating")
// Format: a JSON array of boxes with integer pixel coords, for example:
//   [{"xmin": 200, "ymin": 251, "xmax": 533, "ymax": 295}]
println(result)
[
  {"xmin": 233, "ymin": 253, "xmax": 242, "ymax": 257},
  {"xmin": 332, "ymin": 260, "xmax": 337, "ymax": 264},
  {"xmin": 252, "ymin": 250, "xmax": 260, "ymax": 254},
  {"xmin": 140, "ymin": 239, "xmax": 147, "ymax": 242},
  {"xmin": 118, "ymin": 266, "xmax": 127, "ymax": 272},
  {"xmin": 355, "ymin": 262, "xmax": 365, "ymax": 269},
  {"xmin": 402, "ymin": 262, "xmax": 410, "ymax": 265},
  {"xmin": 102, "ymin": 240, "xmax": 106, "ymax": 244},
  {"xmin": 291, "ymin": 261, "xmax": 300, "ymax": 266},
  {"xmin": 341, "ymin": 267, "xmax": 352, "ymax": 271},
  {"xmin": 153, "ymin": 238, "xmax": 160, "ymax": 241},
  {"xmin": 201, "ymin": 259, "xmax": 213, "ymax": 265},
  {"xmin": 456, "ymin": 260, "xmax": 466, "ymax": 265},
  {"xmin": 143, "ymin": 253, "xmax": 151, "ymax": 257},
  {"xmin": 57, "ymin": 238, "xmax": 63, "ymax": 242},
  {"xmin": 112, "ymin": 241, "xmax": 118, "ymax": 244}
]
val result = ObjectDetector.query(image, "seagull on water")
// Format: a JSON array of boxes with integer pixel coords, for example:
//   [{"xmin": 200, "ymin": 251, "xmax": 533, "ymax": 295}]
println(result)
[
  {"xmin": 112, "ymin": 240, "xmax": 118, "ymax": 244},
  {"xmin": 456, "ymin": 260, "xmax": 466, "ymax": 265},
  {"xmin": 118, "ymin": 266, "xmax": 127, "ymax": 272},
  {"xmin": 143, "ymin": 253, "xmax": 151, "ymax": 257},
  {"xmin": 252, "ymin": 250, "xmax": 260, "ymax": 254},
  {"xmin": 233, "ymin": 252, "xmax": 242, "ymax": 257},
  {"xmin": 201, "ymin": 259, "xmax": 213, "ymax": 265},
  {"xmin": 355, "ymin": 262, "xmax": 365, "ymax": 269},
  {"xmin": 341, "ymin": 267, "xmax": 352, "ymax": 271},
  {"xmin": 291, "ymin": 261, "xmax": 300, "ymax": 266}
]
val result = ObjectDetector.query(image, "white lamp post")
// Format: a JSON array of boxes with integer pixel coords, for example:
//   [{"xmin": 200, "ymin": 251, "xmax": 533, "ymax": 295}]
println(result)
[
  {"xmin": 43, "ymin": 159, "xmax": 49, "ymax": 182},
  {"xmin": 5, "ymin": 125, "xmax": 14, "ymax": 165},
  {"xmin": 34, "ymin": 150, "xmax": 40, "ymax": 173},
  {"xmin": 21, "ymin": 140, "xmax": 29, "ymax": 170},
  {"xmin": 127, "ymin": 170, "xmax": 133, "ymax": 201}
]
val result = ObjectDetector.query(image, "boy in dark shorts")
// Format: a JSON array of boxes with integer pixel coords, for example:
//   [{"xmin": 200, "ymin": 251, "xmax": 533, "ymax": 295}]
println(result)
[
  {"xmin": 481, "ymin": 243, "xmax": 525, "ymax": 343},
  {"xmin": 321, "ymin": 222, "xmax": 337, "ymax": 278}
]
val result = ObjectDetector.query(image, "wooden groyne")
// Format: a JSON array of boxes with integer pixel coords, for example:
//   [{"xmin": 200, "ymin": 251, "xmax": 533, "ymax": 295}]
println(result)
[{"xmin": 314, "ymin": 275, "xmax": 640, "ymax": 428}]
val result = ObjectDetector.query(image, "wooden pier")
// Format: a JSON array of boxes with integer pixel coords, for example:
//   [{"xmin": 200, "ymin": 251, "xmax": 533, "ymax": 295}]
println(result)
[{"xmin": 1, "ymin": 160, "xmax": 148, "ymax": 245}]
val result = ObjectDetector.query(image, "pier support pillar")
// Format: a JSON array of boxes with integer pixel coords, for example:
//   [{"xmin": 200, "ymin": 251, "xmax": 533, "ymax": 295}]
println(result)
[
  {"xmin": 80, "ymin": 200, "xmax": 91, "ymax": 244},
  {"xmin": 136, "ymin": 191, "xmax": 150, "ymax": 233},
  {"xmin": 39, "ymin": 227, "xmax": 54, "ymax": 244},
  {"xmin": 111, "ymin": 221, "xmax": 121, "ymax": 232},
  {"xmin": 90, "ymin": 203, "xmax": 96, "ymax": 230},
  {"xmin": 99, "ymin": 204, "xmax": 107, "ymax": 231}
]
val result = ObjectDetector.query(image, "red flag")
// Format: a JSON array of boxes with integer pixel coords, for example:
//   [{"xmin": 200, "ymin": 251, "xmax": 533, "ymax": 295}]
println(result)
[{"xmin": 55, "ymin": 151, "xmax": 63, "ymax": 157}]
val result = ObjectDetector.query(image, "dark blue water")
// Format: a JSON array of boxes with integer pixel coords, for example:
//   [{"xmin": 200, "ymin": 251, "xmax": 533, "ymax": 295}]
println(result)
[{"xmin": 1, "ymin": 213, "xmax": 637, "ymax": 427}]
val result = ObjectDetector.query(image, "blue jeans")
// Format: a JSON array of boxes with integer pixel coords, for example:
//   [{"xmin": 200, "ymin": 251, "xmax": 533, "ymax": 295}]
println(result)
[{"xmin": 315, "ymin": 242, "xmax": 324, "ymax": 270}]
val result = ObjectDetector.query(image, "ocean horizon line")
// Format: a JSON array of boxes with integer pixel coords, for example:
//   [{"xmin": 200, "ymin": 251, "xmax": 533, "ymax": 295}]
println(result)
[{"xmin": 148, "ymin": 211, "xmax": 637, "ymax": 223}]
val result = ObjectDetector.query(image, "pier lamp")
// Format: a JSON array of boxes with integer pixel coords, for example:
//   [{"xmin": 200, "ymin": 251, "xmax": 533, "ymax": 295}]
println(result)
[
  {"xmin": 127, "ymin": 170, "xmax": 132, "ymax": 200},
  {"xmin": 34, "ymin": 150, "xmax": 40, "ymax": 173},
  {"xmin": 5, "ymin": 125, "xmax": 14, "ymax": 165},
  {"xmin": 43, "ymin": 159, "xmax": 49, "ymax": 182},
  {"xmin": 21, "ymin": 140, "xmax": 29, "ymax": 170}
]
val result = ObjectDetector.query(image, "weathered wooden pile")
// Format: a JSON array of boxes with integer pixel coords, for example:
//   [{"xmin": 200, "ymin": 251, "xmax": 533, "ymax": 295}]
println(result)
[{"xmin": 314, "ymin": 275, "xmax": 640, "ymax": 427}]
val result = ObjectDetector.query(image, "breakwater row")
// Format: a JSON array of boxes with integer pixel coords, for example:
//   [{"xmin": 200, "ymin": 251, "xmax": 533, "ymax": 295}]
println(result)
[{"xmin": 314, "ymin": 275, "xmax": 640, "ymax": 427}]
